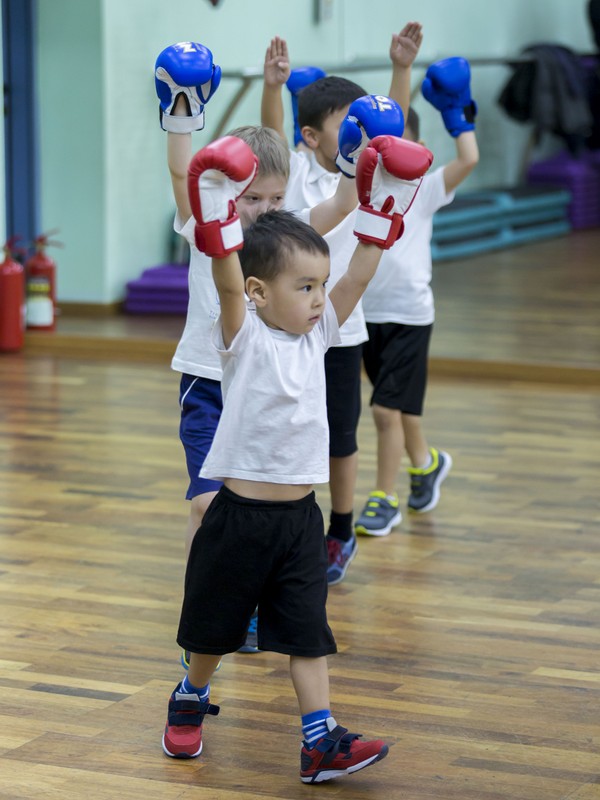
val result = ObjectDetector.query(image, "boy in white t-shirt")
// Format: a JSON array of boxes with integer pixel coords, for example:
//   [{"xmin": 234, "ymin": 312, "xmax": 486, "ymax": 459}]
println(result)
[
  {"xmin": 156, "ymin": 42, "xmax": 359, "ymax": 655},
  {"xmin": 261, "ymin": 25, "xmax": 422, "ymax": 584},
  {"xmin": 161, "ymin": 133, "xmax": 433, "ymax": 782},
  {"xmin": 356, "ymin": 57, "xmax": 480, "ymax": 536}
]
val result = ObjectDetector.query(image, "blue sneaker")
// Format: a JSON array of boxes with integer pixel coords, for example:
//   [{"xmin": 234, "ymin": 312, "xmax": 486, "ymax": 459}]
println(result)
[
  {"xmin": 354, "ymin": 491, "xmax": 401, "ymax": 536},
  {"xmin": 326, "ymin": 533, "xmax": 357, "ymax": 585},
  {"xmin": 407, "ymin": 448, "xmax": 452, "ymax": 513},
  {"xmin": 238, "ymin": 610, "xmax": 260, "ymax": 653}
]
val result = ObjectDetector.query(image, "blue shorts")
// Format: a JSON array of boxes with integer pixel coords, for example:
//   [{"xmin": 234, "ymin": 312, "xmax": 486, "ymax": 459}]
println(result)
[{"xmin": 179, "ymin": 374, "xmax": 223, "ymax": 499}]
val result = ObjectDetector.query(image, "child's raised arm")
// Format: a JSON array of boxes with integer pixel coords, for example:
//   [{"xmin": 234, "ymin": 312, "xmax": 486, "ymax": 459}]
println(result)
[
  {"xmin": 187, "ymin": 137, "xmax": 258, "ymax": 346},
  {"xmin": 388, "ymin": 22, "xmax": 423, "ymax": 121},
  {"xmin": 155, "ymin": 42, "xmax": 221, "ymax": 220},
  {"xmin": 261, "ymin": 36, "xmax": 291, "ymax": 142},
  {"xmin": 329, "ymin": 135, "xmax": 433, "ymax": 326},
  {"xmin": 421, "ymin": 57, "xmax": 480, "ymax": 192},
  {"xmin": 309, "ymin": 95, "xmax": 405, "ymax": 236}
]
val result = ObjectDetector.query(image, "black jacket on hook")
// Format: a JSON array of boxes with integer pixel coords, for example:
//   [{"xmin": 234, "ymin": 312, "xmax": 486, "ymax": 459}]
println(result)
[{"xmin": 498, "ymin": 44, "xmax": 593, "ymax": 154}]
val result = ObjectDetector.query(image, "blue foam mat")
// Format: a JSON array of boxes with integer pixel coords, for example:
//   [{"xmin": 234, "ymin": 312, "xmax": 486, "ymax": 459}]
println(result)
[{"xmin": 431, "ymin": 186, "xmax": 571, "ymax": 261}]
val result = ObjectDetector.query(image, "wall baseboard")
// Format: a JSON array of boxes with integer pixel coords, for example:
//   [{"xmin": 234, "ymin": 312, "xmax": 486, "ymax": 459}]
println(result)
[{"xmin": 58, "ymin": 301, "xmax": 123, "ymax": 317}]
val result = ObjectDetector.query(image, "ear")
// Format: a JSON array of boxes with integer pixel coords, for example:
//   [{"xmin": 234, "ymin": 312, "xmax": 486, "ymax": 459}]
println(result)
[
  {"xmin": 246, "ymin": 276, "xmax": 267, "ymax": 306},
  {"xmin": 300, "ymin": 125, "xmax": 320, "ymax": 151}
]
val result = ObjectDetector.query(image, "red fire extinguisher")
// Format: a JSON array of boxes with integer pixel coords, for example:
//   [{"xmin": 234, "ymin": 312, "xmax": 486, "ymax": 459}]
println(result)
[
  {"xmin": 0, "ymin": 237, "xmax": 26, "ymax": 353},
  {"xmin": 25, "ymin": 230, "xmax": 62, "ymax": 331}
]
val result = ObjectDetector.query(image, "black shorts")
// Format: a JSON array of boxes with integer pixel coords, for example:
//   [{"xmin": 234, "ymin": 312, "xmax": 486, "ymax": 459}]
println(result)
[
  {"xmin": 177, "ymin": 486, "xmax": 337, "ymax": 658},
  {"xmin": 325, "ymin": 344, "xmax": 363, "ymax": 457},
  {"xmin": 363, "ymin": 322, "xmax": 433, "ymax": 416}
]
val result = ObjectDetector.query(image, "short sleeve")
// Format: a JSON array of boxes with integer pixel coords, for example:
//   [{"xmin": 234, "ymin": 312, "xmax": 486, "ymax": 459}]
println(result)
[
  {"xmin": 210, "ymin": 306, "xmax": 258, "ymax": 357},
  {"xmin": 318, "ymin": 298, "xmax": 342, "ymax": 351},
  {"xmin": 174, "ymin": 211, "xmax": 195, "ymax": 246}
]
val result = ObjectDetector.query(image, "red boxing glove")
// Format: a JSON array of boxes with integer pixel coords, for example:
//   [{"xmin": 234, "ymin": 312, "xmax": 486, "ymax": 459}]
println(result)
[
  {"xmin": 187, "ymin": 136, "xmax": 259, "ymax": 257},
  {"xmin": 354, "ymin": 135, "xmax": 433, "ymax": 249}
]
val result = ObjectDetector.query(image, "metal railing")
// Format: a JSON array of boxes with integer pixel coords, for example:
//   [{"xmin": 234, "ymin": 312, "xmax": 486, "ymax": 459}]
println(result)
[{"xmin": 212, "ymin": 54, "xmax": 567, "ymax": 138}]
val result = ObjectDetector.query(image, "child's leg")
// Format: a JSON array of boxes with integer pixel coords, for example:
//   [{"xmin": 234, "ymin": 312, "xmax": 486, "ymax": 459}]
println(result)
[
  {"xmin": 371, "ymin": 403, "xmax": 404, "ymax": 495},
  {"xmin": 186, "ymin": 490, "xmax": 218, "ymax": 558},
  {"xmin": 329, "ymin": 453, "xmax": 358, "ymax": 519},
  {"xmin": 324, "ymin": 346, "xmax": 362, "ymax": 583},
  {"xmin": 401, "ymin": 411, "xmax": 429, "ymax": 468},
  {"xmin": 163, "ymin": 653, "xmax": 222, "ymax": 759},
  {"xmin": 290, "ymin": 655, "xmax": 330, "ymax": 714},
  {"xmin": 188, "ymin": 652, "xmax": 223, "ymax": 688},
  {"xmin": 179, "ymin": 374, "xmax": 223, "ymax": 557},
  {"xmin": 355, "ymin": 402, "xmax": 404, "ymax": 536},
  {"xmin": 325, "ymin": 345, "xmax": 362, "ymax": 531},
  {"xmin": 290, "ymin": 655, "xmax": 389, "ymax": 783}
]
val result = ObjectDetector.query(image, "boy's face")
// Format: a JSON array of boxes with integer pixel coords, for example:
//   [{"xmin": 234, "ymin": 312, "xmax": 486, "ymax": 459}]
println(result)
[
  {"xmin": 302, "ymin": 106, "xmax": 349, "ymax": 173},
  {"xmin": 250, "ymin": 249, "xmax": 330, "ymax": 336},
  {"xmin": 237, "ymin": 173, "xmax": 287, "ymax": 229}
]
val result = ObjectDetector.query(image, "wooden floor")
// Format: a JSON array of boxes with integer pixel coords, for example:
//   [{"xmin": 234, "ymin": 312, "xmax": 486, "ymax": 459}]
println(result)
[{"xmin": 1, "ymin": 230, "xmax": 599, "ymax": 799}]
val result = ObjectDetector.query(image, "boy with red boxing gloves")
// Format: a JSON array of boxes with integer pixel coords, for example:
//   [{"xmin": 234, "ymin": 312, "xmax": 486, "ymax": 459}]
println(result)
[
  {"xmin": 162, "ymin": 132, "xmax": 433, "ymax": 783},
  {"xmin": 155, "ymin": 41, "xmax": 362, "ymax": 656}
]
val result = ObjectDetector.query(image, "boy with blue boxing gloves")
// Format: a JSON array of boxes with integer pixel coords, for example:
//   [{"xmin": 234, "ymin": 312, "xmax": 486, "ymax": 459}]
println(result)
[
  {"xmin": 356, "ymin": 55, "xmax": 479, "ymax": 536},
  {"xmin": 261, "ymin": 25, "xmax": 421, "ymax": 584}
]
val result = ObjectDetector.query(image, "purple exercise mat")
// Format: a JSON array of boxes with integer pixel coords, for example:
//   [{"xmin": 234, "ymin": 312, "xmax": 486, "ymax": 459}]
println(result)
[
  {"xmin": 527, "ymin": 150, "xmax": 600, "ymax": 229},
  {"xmin": 124, "ymin": 264, "xmax": 189, "ymax": 314}
]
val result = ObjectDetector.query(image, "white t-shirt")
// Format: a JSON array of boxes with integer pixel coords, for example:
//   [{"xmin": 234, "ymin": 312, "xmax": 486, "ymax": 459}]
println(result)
[
  {"xmin": 170, "ymin": 213, "xmax": 223, "ymax": 379},
  {"xmin": 289, "ymin": 150, "xmax": 367, "ymax": 347},
  {"xmin": 362, "ymin": 167, "xmax": 455, "ymax": 326},
  {"xmin": 200, "ymin": 299, "xmax": 341, "ymax": 485},
  {"xmin": 285, "ymin": 149, "xmax": 340, "ymax": 212}
]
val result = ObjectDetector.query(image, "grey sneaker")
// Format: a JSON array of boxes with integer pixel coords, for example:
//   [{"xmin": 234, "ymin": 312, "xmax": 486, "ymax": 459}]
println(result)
[
  {"xmin": 407, "ymin": 448, "xmax": 452, "ymax": 513},
  {"xmin": 354, "ymin": 491, "xmax": 401, "ymax": 536}
]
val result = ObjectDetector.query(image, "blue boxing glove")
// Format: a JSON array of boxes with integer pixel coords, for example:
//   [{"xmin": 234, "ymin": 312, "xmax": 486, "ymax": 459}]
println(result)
[
  {"xmin": 336, "ymin": 95, "xmax": 405, "ymax": 178},
  {"xmin": 286, "ymin": 66, "xmax": 326, "ymax": 146},
  {"xmin": 421, "ymin": 57, "xmax": 477, "ymax": 137},
  {"xmin": 155, "ymin": 42, "xmax": 221, "ymax": 133}
]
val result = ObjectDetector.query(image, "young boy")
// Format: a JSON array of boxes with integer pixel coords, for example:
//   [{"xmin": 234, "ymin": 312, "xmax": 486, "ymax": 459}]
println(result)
[
  {"xmin": 261, "ymin": 26, "xmax": 422, "ymax": 584},
  {"xmin": 155, "ymin": 42, "xmax": 359, "ymax": 653},
  {"xmin": 355, "ymin": 57, "xmax": 480, "ymax": 536},
  {"xmin": 162, "ymin": 132, "xmax": 433, "ymax": 782}
]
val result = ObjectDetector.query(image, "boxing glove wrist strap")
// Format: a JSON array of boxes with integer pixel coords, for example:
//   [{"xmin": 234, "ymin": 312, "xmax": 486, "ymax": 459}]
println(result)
[
  {"xmin": 162, "ymin": 110, "xmax": 205, "ymax": 134},
  {"xmin": 193, "ymin": 216, "xmax": 244, "ymax": 258},
  {"xmin": 354, "ymin": 206, "xmax": 404, "ymax": 250},
  {"xmin": 335, "ymin": 151, "xmax": 356, "ymax": 178}
]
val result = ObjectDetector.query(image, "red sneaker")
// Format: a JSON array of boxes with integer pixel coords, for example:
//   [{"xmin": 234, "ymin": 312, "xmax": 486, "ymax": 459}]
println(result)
[
  {"xmin": 162, "ymin": 683, "xmax": 220, "ymax": 759},
  {"xmin": 300, "ymin": 719, "xmax": 388, "ymax": 783}
]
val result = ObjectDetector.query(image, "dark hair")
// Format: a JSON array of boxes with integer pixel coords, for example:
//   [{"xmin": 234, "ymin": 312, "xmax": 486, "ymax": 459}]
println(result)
[
  {"xmin": 297, "ymin": 76, "xmax": 367, "ymax": 130},
  {"xmin": 406, "ymin": 107, "xmax": 420, "ymax": 141},
  {"xmin": 239, "ymin": 210, "xmax": 329, "ymax": 283}
]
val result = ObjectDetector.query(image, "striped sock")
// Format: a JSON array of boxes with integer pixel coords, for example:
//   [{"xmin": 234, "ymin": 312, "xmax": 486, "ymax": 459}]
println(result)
[
  {"xmin": 180, "ymin": 674, "xmax": 210, "ymax": 701},
  {"xmin": 302, "ymin": 709, "xmax": 332, "ymax": 747}
]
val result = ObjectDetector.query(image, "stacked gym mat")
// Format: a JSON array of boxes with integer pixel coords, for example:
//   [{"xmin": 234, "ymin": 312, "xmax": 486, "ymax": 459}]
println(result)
[
  {"xmin": 431, "ymin": 184, "xmax": 571, "ymax": 262},
  {"xmin": 526, "ymin": 149, "xmax": 600, "ymax": 229},
  {"xmin": 123, "ymin": 264, "xmax": 189, "ymax": 314}
]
